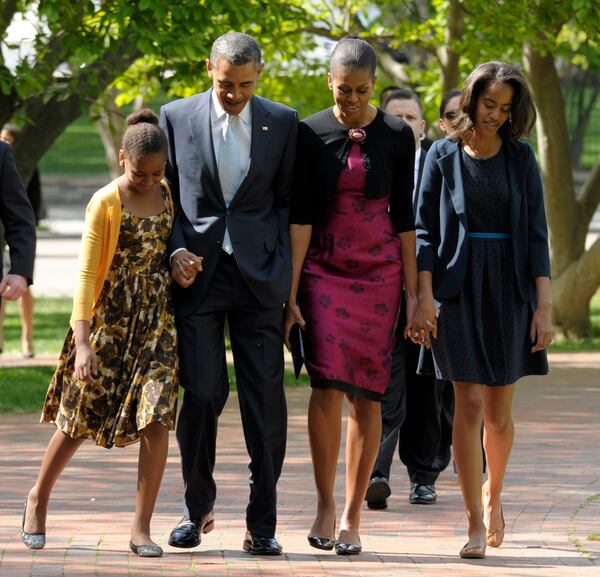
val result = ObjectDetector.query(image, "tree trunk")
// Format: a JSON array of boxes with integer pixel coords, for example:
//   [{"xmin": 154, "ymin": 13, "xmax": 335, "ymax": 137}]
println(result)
[
  {"xmin": 92, "ymin": 89, "xmax": 126, "ymax": 180},
  {"xmin": 523, "ymin": 43, "xmax": 600, "ymax": 338},
  {"xmin": 15, "ymin": 92, "xmax": 83, "ymax": 185},
  {"xmin": 551, "ymin": 237, "xmax": 600, "ymax": 338},
  {"xmin": 437, "ymin": 0, "xmax": 463, "ymax": 96},
  {"xmin": 93, "ymin": 91, "xmax": 149, "ymax": 179},
  {"xmin": 523, "ymin": 43, "xmax": 585, "ymax": 276}
]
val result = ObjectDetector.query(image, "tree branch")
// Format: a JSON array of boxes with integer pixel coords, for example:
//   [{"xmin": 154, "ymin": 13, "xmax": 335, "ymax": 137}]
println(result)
[
  {"xmin": 369, "ymin": 41, "xmax": 410, "ymax": 85},
  {"xmin": 14, "ymin": 39, "xmax": 142, "ymax": 182}
]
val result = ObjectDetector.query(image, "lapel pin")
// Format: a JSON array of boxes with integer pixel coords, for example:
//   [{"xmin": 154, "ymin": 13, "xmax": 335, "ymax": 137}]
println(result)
[{"xmin": 262, "ymin": 125, "xmax": 269, "ymax": 132}]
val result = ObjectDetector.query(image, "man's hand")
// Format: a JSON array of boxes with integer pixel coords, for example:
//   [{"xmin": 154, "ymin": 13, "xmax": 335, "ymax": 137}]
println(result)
[
  {"xmin": 0, "ymin": 274, "xmax": 27, "ymax": 300},
  {"xmin": 171, "ymin": 251, "xmax": 203, "ymax": 288}
]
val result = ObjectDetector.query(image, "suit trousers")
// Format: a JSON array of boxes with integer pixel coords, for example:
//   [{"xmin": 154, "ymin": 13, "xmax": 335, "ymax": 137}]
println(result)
[
  {"xmin": 372, "ymin": 303, "xmax": 454, "ymax": 486},
  {"xmin": 175, "ymin": 251, "xmax": 287, "ymax": 537}
]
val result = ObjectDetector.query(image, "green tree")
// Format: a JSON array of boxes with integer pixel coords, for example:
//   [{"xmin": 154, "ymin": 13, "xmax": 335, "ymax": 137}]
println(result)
[
  {"xmin": 0, "ymin": 0, "xmax": 306, "ymax": 183},
  {"xmin": 296, "ymin": 0, "xmax": 600, "ymax": 338}
]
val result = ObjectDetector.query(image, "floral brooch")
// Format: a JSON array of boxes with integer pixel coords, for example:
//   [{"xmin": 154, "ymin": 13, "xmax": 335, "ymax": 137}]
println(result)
[{"xmin": 348, "ymin": 128, "xmax": 367, "ymax": 143}]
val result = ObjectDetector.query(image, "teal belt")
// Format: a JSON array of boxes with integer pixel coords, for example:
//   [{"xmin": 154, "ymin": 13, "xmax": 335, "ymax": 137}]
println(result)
[{"xmin": 468, "ymin": 232, "xmax": 512, "ymax": 239}]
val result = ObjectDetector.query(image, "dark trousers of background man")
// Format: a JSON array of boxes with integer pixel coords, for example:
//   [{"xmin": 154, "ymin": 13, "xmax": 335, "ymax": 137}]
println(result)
[{"xmin": 372, "ymin": 302, "xmax": 454, "ymax": 489}]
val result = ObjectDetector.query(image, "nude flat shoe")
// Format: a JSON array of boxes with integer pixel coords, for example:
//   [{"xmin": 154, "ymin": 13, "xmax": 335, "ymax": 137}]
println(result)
[
  {"xmin": 482, "ymin": 481, "xmax": 505, "ymax": 547},
  {"xmin": 459, "ymin": 541, "xmax": 486, "ymax": 559},
  {"xmin": 486, "ymin": 506, "xmax": 505, "ymax": 547}
]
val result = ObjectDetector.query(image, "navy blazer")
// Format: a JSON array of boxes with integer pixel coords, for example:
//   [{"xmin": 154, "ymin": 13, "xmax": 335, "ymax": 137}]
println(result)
[
  {"xmin": 0, "ymin": 141, "xmax": 36, "ymax": 284},
  {"xmin": 160, "ymin": 90, "xmax": 298, "ymax": 314},
  {"xmin": 415, "ymin": 138, "xmax": 550, "ymax": 303}
]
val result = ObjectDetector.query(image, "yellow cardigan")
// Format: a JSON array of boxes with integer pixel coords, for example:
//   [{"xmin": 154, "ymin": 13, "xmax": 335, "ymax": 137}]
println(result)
[{"xmin": 70, "ymin": 178, "xmax": 173, "ymax": 328}]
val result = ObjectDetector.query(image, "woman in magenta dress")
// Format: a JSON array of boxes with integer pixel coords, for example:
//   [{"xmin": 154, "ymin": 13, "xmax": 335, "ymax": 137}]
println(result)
[{"xmin": 284, "ymin": 37, "xmax": 417, "ymax": 555}]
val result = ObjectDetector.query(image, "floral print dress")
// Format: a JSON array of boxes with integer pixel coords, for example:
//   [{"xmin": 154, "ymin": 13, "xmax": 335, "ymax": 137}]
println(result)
[{"xmin": 42, "ymin": 187, "xmax": 178, "ymax": 448}]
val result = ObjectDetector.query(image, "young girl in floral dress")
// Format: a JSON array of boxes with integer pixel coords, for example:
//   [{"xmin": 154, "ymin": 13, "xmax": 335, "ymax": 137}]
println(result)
[{"xmin": 21, "ymin": 109, "xmax": 184, "ymax": 557}]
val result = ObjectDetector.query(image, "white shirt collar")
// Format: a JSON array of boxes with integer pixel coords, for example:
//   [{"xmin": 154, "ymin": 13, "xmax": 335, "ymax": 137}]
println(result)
[
  {"xmin": 414, "ymin": 146, "xmax": 422, "ymax": 169},
  {"xmin": 211, "ymin": 89, "xmax": 251, "ymax": 125}
]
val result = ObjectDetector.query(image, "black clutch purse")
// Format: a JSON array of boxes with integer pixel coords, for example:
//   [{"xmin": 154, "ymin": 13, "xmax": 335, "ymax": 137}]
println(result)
[{"xmin": 289, "ymin": 323, "xmax": 305, "ymax": 379}]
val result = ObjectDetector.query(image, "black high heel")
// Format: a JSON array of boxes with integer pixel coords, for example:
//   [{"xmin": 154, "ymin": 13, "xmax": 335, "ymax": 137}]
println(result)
[
  {"xmin": 335, "ymin": 527, "xmax": 362, "ymax": 555},
  {"xmin": 307, "ymin": 521, "xmax": 335, "ymax": 551},
  {"xmin": 335, "ymin": 541, "xmax": 362, "ymax": 555}
]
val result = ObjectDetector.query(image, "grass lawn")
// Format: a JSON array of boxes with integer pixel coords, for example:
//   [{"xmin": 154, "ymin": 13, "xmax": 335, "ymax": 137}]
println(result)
[
  {"xmin": 1, "ymin": 298, "xmax": 71, "ymax": 355},
  {"xmin": 1, "ymin": 291, "xmax": 598, "ymax": 413},
  {"xmin": 2, "ymin": 294, "xmax": 600, "ymax": 356},
  {"xmin": 0, "ymin": 366, "xmax": 310, "ymax": 415},
  {"xmin": 39, "ymin": 117, "xmax": 110, "ymax": 177},
  {"xmin": 6, "ymin": 295, "xmax": 600, "ymax": 356},
  {"xmin": 0, "ymin": 366, "xmax": 56, "ymax": 413}
]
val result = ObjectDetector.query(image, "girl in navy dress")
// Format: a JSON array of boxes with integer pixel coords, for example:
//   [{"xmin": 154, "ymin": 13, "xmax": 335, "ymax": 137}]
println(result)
[{"xmin": 415, "ymin": 62, "xmax": 552, "ymax": 559}]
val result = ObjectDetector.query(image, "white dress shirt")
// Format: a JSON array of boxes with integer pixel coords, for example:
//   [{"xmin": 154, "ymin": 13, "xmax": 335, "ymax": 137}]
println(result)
[
  {"xmin": 210, "ymin": 91, "xmax": 251, "ymax": 253},
  {"xmin": 210, "ymin": 89, "xmax": 252, "ymax": 177},
  {"xmin": 413, "ymin": 146, "xmax": 422, "ymax": 203},
  {"xmin": 172, "ymin": 91, "xmax": 253, "ymax": 258}
]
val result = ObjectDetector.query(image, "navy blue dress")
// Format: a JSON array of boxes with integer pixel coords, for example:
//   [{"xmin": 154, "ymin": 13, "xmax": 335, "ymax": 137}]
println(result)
[{"xmin": 430, "ymin": 145, "xmax": 548, "ymax": 386}]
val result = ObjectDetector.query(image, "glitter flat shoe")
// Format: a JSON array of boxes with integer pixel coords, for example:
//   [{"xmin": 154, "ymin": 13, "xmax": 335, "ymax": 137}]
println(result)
[
  {"xmin": 129, "ymin": 541, "xmax": 163, "ymax": 557},
  {"xmin": 21, "ymin": 500, "xmax": 45, "ymax": 550}
]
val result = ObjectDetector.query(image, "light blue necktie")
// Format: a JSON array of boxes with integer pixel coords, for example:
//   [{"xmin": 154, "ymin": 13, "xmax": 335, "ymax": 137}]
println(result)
[{"xmin": 218, "ymin": 114, "xmax": 242, "ymax": 254}]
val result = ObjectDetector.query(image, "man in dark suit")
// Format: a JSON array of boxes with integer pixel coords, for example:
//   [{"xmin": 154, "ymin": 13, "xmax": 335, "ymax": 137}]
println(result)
[
  {"xmin": 366, "ymin": 88, "xmax": 453, "ymax": 509},
  {"xmin": 160, "ymin": 32, "xmax": 297, "ymax": 555},
  {"xmin": 0, "ymin": 140, "xmax": 36, "ymax": 304}
]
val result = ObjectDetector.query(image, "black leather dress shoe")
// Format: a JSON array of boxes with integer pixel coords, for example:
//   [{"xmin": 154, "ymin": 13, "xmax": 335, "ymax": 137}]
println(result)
[
  {"xmin": 366, "ymin": 476, "xmax": 391, "ymax": 510},
  {"xmin": 168, "ymin": 512, "xmax": 214, "ymax": 548},
  {"xmin": 409, "ymin": 483, "xmax": 437, "ymax": 504},
  {"xmin": 243, "ymin": 531, "xmax": 282, "ymax": 555}
]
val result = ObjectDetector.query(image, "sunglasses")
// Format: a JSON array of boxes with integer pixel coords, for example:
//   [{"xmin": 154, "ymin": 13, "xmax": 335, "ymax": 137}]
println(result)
[{"xmin": 443, "ymin": 110, "xmax": 457, "ymax": 120}]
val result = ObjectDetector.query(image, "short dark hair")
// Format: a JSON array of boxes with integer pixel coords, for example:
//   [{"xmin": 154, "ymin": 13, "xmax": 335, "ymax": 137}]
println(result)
[
  {"xmin": 122, "ymin": 109, "xmax": 167, "ymax": 159},
  {"xmin": 379, "ymin": 85, "xmax": 399, "ymax": 108},
  {"xmin": 330, "ymin": 36, "xmax": 377, "ymax": 78},
  {"xmin": 450, "ymin": 61, "xmax": 536, "ymax": 141},
  {"xmin": 439, "ymin": 88, "xmax": 461, "ymax": 118},
  {"xmin": 382, "ymin": 87, "xmax": 423, "ymax": 116},
  {"xmin": 1, "ymin": 123, "xmax": 20, "ymax": 140},
  {"xmin": 210, "ymin": 32, "xmax": 262, "ymax": 69}
]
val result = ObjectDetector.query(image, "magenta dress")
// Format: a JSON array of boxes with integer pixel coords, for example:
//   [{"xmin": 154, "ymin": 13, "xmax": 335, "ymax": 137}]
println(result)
[{"xmin": 299, "ymin": 143, "xmax": 403, "ymax": 400}]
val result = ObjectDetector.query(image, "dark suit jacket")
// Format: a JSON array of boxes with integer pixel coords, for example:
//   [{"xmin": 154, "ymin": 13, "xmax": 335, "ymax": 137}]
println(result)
[
  {"xmin": 413, "ymin": 140, "xmax": 430, "ymax": 214},
  {"xmin": 160, "ymin": 90, "xmax": 298, "ymax": 315},
  {"xmin": 416, "ymin": 138, "xmax": 550, "ymax": 303},
  {"xmin": 0, "ymin": 141, "xmax": 36, "ymax": 284}
]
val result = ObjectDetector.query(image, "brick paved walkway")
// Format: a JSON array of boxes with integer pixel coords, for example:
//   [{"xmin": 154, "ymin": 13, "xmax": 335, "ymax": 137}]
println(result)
[{"xmin": 1, "ymin": 354, "xmax": 599, "ymax": 576}]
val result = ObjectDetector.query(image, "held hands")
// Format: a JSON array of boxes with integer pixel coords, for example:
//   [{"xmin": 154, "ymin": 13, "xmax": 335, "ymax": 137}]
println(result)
[
  {"xmin": 411, "ymin": 298, "xmax": 438, "ymax": 348},
  {"xmin": 403, "ymin": 294, "xmax": 419, "ymax": 340},
  {"xmin": 171, "ymin": 251, "xmax": 203, "ymax": 288},
  {"xmin": 284, "ymin": 300, "xmax": 306, "ymax": 351},
  {"xmin": 0, "ymin": 274, "xmax": 27, "ymax": 300},
  {"xmin": 74, "ymin": 344, "xmax": 98, "ymax": 383},
  {"xmin": 530, "ymin": 303, "xmax": 552, "ymax": 352}
]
